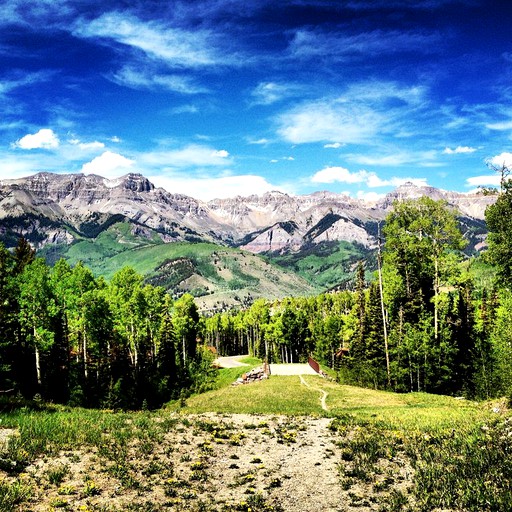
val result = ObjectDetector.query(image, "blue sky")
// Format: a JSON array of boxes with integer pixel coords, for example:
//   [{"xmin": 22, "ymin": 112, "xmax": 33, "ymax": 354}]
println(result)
[{"xmin": 1, "ymin": 0, "xmax": 512, "ymax": 200}]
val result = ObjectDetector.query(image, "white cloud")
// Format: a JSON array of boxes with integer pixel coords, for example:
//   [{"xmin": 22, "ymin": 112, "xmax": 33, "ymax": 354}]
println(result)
[
  {"xmin": 288, "ymin": 29, "xmax": 441, "ymax": 61},
  {"xmin": 487, "ymin": 152, "xmax": 512, "ymax": 169},
  {"xmin": 13, "ymin": 128, "xmax": 59, "ymax": 149},
  {"xmin": 169, "ymin": 104, "xmax": 199, "ymax": 115},
  {"xmin": 69, "ymin": 139, "xmax": 105, "ymax": 151},
  {"xmin": 324, "ymin": 142, "xmax": 341, "ymax": 148},
  {"xmin": 277, "ymin": 82, "xmax": 426, "ymax": 145},
  {"xmin": 384, "ymin": 177, "xmax": 429, "ymax": 187},
  {"xmin": 251, "ymin": 82, "xmax": 302, "ymax": 105},
  {"xmin": 249, "ymin": 138, "xmax": 270, "ymax": 145},
  {"xmin": 486, "ymin": 120, "xmax": 512, "ymax": 131},
  {"xmin": 150, "ymin": 174, "xmax": 283, "ymax": 200},
  {"xmin": 212, "ymin": 149, "xmax": 229, "ymax": 158},
  {"xmin": 311, "ymin": 165, "xmax": 428, "ymax": 189},
  {"xmin": 139, "ymin": 144, "xmax": 233, "ymax": 169},
  {"xmin": 81, "ymin": 151, "xmax": 135, "ymax": 177},
  {"xmin": 356, "ymin": 190, "xmax": 386, "ymax": 203},
  {"xmin": 349, "ymin": 150, "xmax": 438, "ymax": 167},
  {"xmin": 466, "ymin": 175, "xmax": 501, "ymax": 187},
  {"xmin": 0, "ymin": 155, "xmax": 43, "ymax": 180},
  {"xmin": 278, "ymin": 100, "xmax": 382, "ymax": 144},
  {"xmin": 74, "ymin": 12, "xmax": 223, "ymax": 68},
  {"xmin": 111, "ymin": 66, "xmax": 208, "ymax": 94},
  {"xmin": 0, "ymin": 71, "xmax": 54, "ymax": 98},
  {"xmin": 312, "ymin": 166, "xmax": 367, "ymax": 184},
  {"xmin": 443, "ymin": 146, "xmax": 477, "ymax": 154}
]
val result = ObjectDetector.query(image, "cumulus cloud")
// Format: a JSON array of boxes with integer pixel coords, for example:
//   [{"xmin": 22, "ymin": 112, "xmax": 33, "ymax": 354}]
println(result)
[
  {"xmin": 356, "ymin": 190, "xmax": 386, "ymax": 203},
  {"xmin": 81, "ymin": 151, "xmax": 135, "ymax": 177},
  {"xmin": 149, "ymin": 174, "xmax": 283, "ymax": 200},
  {"xmin": 466, "ymin": 175, "xmax": 501, "ymax": 187},
  {"xmin": 324, "ymin": 142, "xmax": 341, "ymax": 148},
  {"xmin": 13, "ymin": 128, "xmax": 59, "ymax": 149},
  {"xmin": 443, "ymin": 146, "xmax": 476, "ymax": 154},
  {"xmin": 212, "ymin": 149, "xmax": 229, "ymax": 158},
  {"xmin": 312, "ymin": 166, "xmax": 368, "ymax": 184},
  {"xmin": 311, "ymin": 165, "xmax": 428, "ymax": 188},
  {"xmin": 487, "ymin": 152, "xmax": 512, "ymax": 168}
]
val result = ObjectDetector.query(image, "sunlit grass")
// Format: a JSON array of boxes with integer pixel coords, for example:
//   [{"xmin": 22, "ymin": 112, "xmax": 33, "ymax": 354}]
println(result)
[
  {"xmin": 301, "ymin": 375, "xmax": 491, "ymax": 431},
  {"xmin": 179, "ymin": 376, "xmax": 324, "ymax": 415},
  {"xmin": 182, "ymin": 372, "xmax": 492, "ymax": 431}
]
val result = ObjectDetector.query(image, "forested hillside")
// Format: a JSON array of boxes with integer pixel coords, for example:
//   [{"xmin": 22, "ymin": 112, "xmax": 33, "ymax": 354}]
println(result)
[{"xmin": 1, "ymin": 191, "xmax": 512, "ymax": 407}]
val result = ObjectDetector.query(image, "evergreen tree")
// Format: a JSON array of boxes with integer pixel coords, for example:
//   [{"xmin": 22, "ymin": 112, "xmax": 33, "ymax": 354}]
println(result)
[
  {"xmin": 13, "ymin": 237, "xmax": 35, "ymax": 275},
  {"xmin": 0, "ymin": 243, "xmax": 16, "ymax": 390},
  {"xmin": 485, "ymin": 179, "xmax": 512, "ymax": 287}
]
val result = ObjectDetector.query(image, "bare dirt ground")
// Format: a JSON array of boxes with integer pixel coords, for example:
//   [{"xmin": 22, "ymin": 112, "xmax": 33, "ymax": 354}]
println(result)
[
  {"xmin": 269, "ymin": 363, "xmax": 318, "ymax": 376},
  {"xmin": 213, "ymin": 355, "xmax": 250, "ymax": 368},
  {"xmin": 1, "ymin": 413, "xmax": 414, "ymax": 511}
]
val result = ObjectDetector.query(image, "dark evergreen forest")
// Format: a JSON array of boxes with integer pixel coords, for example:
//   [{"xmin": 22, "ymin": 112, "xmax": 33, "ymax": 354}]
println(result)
[{"xmin": 2, "ymin": 191, "xmax": 512, "ymax": 408}]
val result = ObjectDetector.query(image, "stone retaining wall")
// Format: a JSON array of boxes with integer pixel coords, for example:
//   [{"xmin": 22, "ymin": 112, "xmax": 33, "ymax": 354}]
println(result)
[{"xmin": 232, "ymin": 367, "xmax": 268, "ymax": 385}]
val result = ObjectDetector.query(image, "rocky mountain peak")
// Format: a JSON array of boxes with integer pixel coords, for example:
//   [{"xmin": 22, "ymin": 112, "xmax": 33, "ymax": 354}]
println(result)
[{"xmin": 114, "ymin": 173, "xmax": 155, "ymax": 193}]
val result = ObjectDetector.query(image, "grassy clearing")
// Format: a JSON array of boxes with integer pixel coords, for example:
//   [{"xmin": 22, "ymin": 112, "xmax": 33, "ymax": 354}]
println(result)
[
  {"xmin": 301, "ymin": 376, "xmax": 490, "ymax": 431},
  {"xmin": 180, "ymin": 376, "xmax": 324, "ymax": 416},
  {"xmin": 178, "ymin": 373, "xmax": 512, "ymax": 510},
  {"xmin": 182, "ymin": 373, "xmax": 489, "ymax": 431}
]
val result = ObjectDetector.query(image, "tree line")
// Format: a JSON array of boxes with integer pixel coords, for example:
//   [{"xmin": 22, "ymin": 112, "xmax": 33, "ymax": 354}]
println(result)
[
  {"xmin": 2, "ymin": 186, "xmax": 512, "ymax": 405},
  {"xmin": 0, "ymin": 239, "xmax": 214, "ymax": 409}
]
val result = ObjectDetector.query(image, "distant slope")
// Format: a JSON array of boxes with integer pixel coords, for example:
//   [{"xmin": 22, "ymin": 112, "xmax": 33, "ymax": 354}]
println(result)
[
  {"xmin": 40, "ymin": 222, "xmax": 319, "ymax": 311},
  {"xmin": 268, "ymin": 240, "xmax": 372, "ymax": 290}
]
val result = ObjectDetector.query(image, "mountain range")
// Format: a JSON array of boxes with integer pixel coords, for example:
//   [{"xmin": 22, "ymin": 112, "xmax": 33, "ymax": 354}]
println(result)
[{"xmin": 0, "ymin": 172, "xmax": 494, "ymax": 309}]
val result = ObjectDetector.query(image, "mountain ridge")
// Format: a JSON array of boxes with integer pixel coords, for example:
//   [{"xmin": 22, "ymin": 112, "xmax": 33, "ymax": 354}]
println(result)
[{"xmin": 0, "ymin": 171, "xmax": 494, "ymax": 253}]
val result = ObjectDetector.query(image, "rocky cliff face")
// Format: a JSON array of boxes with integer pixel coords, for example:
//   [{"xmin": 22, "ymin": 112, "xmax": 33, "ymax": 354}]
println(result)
[
  {"xmin": 0, "ymin": 172, "xmax": 236, "ymax": 246},
  {"xmin": 0, "ymin": 173, "xmax": 494, "ymax": 253}
]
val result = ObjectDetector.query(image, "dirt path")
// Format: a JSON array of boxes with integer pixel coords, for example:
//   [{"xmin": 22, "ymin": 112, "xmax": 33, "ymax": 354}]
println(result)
[
  {"xmin": 300, "ymin": 375, "xmax": 329, "ymax": 411},
  {"xmin": 214, "ymin": 355, "xmax": 250, "ymax": 368},
  {"xmin": 269, "ymin": 363, "xmax": 318, "ymax": 375},
  {"xmin": 9, "ymin": 411, "xmax": 414, "ymax": 511}
]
